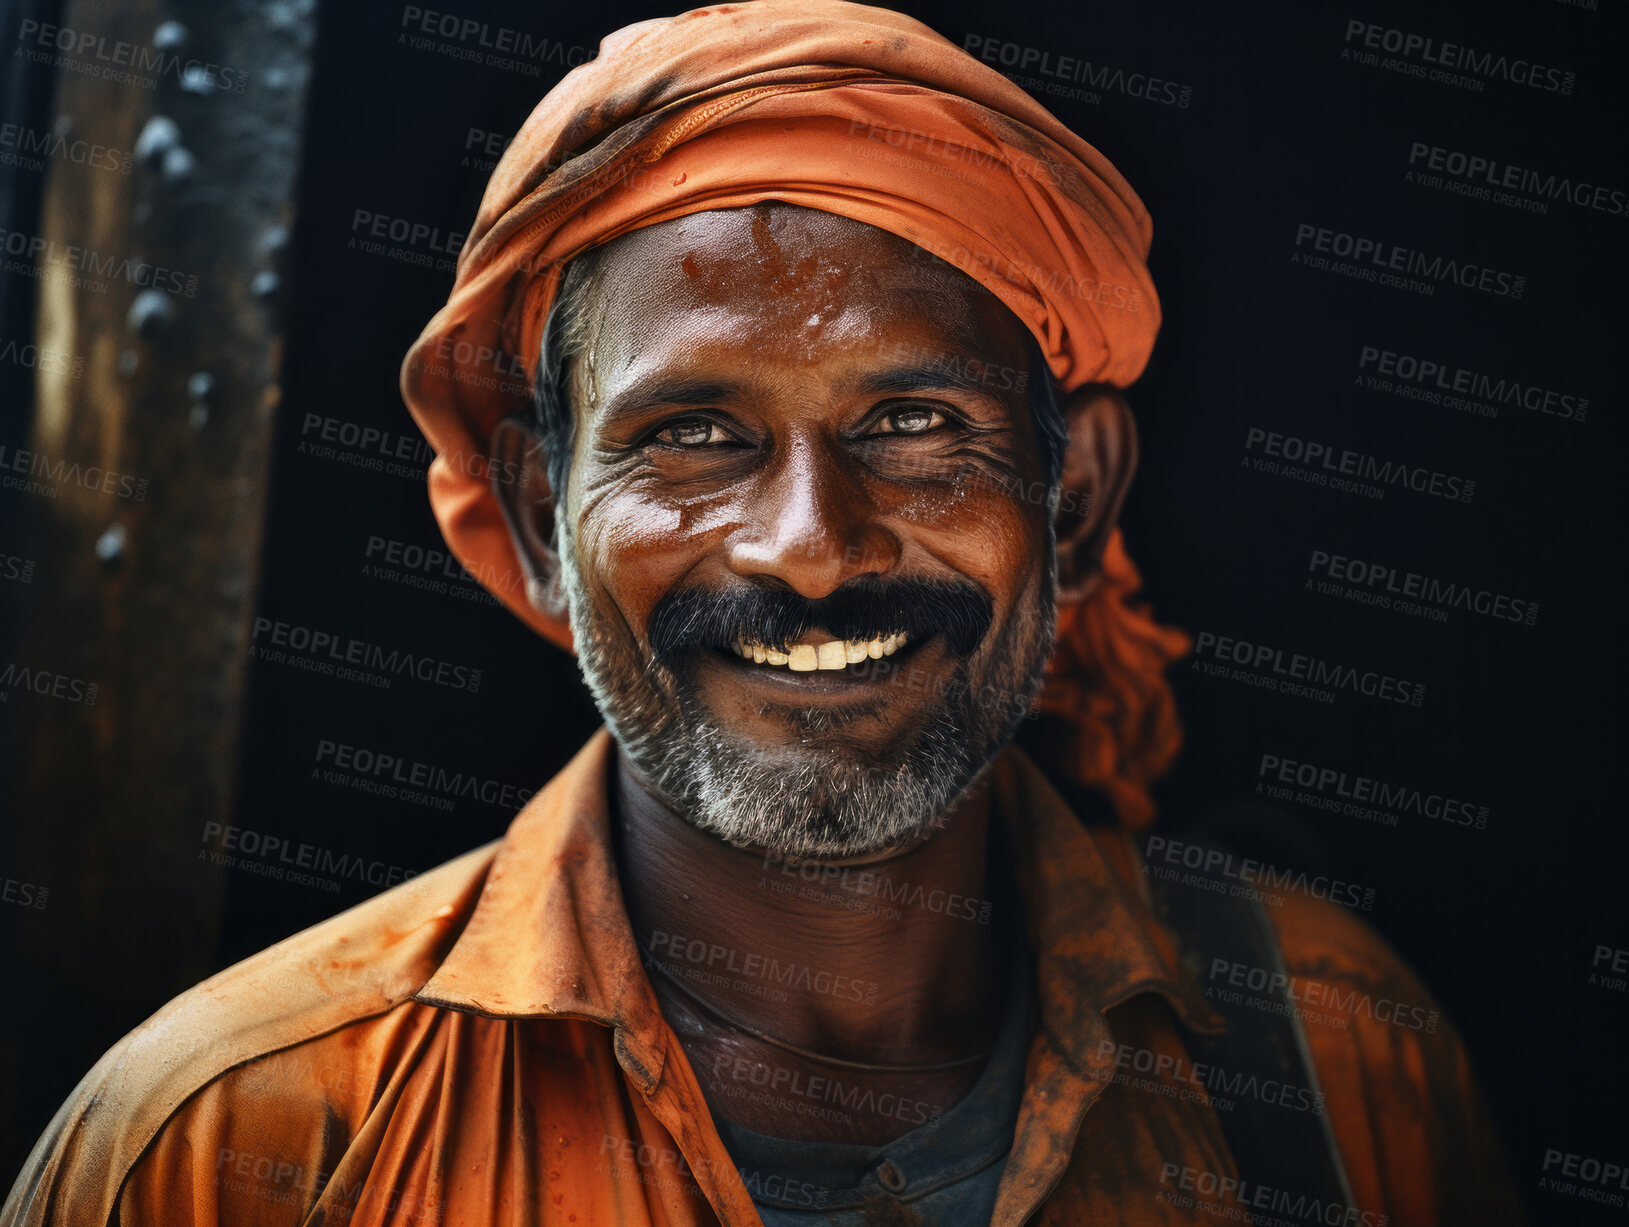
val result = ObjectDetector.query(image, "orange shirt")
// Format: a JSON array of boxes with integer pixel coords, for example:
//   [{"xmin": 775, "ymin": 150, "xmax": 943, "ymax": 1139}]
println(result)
[{"xmin": 2, "ymin": 729, "xmax": 1521, "ymax": 1225}]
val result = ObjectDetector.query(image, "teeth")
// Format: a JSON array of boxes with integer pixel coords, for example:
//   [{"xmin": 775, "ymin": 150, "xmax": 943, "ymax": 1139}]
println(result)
[{"xmin": 732, "ymin": 633, "xmax": 909, "ymax": 671}]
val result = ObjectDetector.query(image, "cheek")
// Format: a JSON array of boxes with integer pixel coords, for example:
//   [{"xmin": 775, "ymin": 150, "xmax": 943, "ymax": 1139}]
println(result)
[
  {"xmin": 889, "ymin": 480, "xmax": 1046, "ymax": 600},
  {"xmin": 574, "ymin": 480, "xmax": 740, "ymax": 638}
]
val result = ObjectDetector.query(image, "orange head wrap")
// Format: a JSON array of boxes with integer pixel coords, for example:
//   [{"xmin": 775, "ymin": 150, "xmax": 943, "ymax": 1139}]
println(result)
[{"xmin": 399, "ymin": 0, "xmax": 1188, "ymax": 828}]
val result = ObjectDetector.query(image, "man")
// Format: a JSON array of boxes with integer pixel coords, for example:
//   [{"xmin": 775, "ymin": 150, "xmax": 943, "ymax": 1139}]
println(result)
[{"xmin": 4, "ymin": 2, "xmax": 1520, "ymax": 1224}]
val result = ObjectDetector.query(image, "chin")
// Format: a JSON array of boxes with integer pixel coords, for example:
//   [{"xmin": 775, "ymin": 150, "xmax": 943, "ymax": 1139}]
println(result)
[{"xmin": 654, "ymin": 710, "xmax": 983, "ymax": 860}]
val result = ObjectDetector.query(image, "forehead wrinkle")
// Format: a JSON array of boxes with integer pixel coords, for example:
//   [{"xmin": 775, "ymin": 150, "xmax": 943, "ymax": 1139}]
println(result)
[
  {"xmin": 587, "ymin": 303, "xmax": 1013, "ymax": 407},
  {"xmin": 585, "ymin": 210, "xmax": 989, "ymax": 327}
]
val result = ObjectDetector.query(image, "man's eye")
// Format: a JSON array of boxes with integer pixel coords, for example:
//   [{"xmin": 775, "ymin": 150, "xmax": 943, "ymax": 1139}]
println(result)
[
  {"xmin": 870, "ymin": 406, "xmax": 948, "ymax": 436},
  {"xmin": 655, "ymin": 418, "xmax": 729, "ymax": 447}
]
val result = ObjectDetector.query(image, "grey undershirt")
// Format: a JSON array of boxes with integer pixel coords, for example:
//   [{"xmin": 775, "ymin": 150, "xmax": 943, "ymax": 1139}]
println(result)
[{"xmin": 712, "ymin": 948, "xmax": 1033, "ymax": 1226}]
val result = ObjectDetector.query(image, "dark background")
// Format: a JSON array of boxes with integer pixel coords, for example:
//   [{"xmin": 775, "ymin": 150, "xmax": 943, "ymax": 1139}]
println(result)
[{"xmin": 3, "ymin": 0, "xmax": 1624, "ymax": 1221}]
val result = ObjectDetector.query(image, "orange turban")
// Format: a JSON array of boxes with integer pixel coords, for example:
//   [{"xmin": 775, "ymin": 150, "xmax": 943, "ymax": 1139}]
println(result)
[{"xmin": 399, "ymin": 0, "xmax": 1188, "ymax": 827}]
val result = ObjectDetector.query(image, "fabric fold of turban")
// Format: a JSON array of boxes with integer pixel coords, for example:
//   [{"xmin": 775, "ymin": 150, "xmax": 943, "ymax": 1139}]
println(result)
[{"xmin": 400, "ymin": 0, "xmax": 1162, "ymax": 653}]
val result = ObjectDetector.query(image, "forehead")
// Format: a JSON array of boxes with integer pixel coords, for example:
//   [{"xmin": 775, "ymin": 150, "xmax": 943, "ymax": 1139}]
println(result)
[{"xmin": 577, "ymin": 205, "xmax": 1029, "ymax": 388}]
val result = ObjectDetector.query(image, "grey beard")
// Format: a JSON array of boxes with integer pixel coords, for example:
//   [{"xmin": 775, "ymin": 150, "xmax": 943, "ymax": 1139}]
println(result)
[{"xmin": 557, "ymin": 520, "xmax": 1057, "ymax": 859}]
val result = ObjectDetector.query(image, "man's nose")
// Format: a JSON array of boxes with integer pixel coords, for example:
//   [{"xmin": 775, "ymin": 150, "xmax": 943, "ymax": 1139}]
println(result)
[{"xmin": 725, "ymin": 439, "xmax": 900, "ymax": 599}]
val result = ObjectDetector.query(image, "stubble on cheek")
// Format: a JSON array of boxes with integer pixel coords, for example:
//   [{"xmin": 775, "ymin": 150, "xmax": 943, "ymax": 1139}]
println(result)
[{"xmin": 557, "ymin": 513, "xmax": 678, "ymax": 759}]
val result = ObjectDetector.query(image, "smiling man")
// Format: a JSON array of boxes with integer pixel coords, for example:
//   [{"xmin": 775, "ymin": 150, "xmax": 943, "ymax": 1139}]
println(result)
[
  {"xmin": 520, "ymin": 206, "xmax": 1062, "ymax": 865},
  {"xmin": 5, "ymin": 2, "xmax": 1522, "ymax": 1226}
]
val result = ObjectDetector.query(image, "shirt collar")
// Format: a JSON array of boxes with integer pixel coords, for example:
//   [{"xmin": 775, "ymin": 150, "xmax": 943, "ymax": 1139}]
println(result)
[
  {"xmin": 414, "ymin": 726, "xmax": 1220, "ymax": 1082},
  {"xmin": 985, "ymin": 743, "xmax": 1224, "ymax": 1069},
  {"xmin": 413, "ymin": 727, "xmax": 672, "ymax": 1087}
]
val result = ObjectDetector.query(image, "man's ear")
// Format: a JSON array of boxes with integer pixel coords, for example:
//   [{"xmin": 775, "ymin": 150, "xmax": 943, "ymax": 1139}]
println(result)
[
  {"xmin": 1053, "ymin": 386, "xmax": 1138, "ymax": 604},
  {"xmin": 490, "ymin": 413, "xmax": 569, "ymax": 621}
]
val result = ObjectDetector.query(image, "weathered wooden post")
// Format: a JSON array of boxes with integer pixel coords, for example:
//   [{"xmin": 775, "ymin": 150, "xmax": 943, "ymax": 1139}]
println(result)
[{"xmin": 2, "ymin": 0, "xmax": 318, "ymax": 1163}]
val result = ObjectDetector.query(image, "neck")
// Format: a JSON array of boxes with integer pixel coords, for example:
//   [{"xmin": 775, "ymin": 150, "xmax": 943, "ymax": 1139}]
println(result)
[{"xmin": 612, "ymin": 747, "xmax": 1004, "ymax": 1067}]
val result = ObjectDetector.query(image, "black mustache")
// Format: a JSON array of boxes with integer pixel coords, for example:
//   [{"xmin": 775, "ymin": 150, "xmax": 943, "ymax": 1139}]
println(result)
[{"xmin": 647, "ymin": 575, "xmax": 994, "ymax": 662}]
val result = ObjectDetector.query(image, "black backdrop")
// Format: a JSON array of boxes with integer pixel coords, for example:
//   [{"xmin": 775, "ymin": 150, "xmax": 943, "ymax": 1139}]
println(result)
[{"xmin": 7, "ymin": 1, "xmax": 1627, "ymax": 1221}]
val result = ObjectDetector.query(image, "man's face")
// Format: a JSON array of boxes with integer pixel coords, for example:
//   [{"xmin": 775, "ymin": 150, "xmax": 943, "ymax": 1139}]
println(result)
[{"xmin": 555, "ymin": 204, "xmax": 1058, "ymax": 858}]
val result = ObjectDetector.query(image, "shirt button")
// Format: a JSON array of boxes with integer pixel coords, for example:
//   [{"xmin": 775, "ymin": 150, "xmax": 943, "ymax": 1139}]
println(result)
[{"xmin": 877, "ymin": 1159, "xmax": 907, "ymax": 1193}]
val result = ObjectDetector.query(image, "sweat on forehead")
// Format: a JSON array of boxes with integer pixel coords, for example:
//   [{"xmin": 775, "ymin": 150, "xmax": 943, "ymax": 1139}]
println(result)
[
  {"xmin": 563, "ymin": 204, "xmax": 1018, "ymax": 399},
  {"xmin": 613, "ymin": 204, "xmax": 973, "ymax": 292}
]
